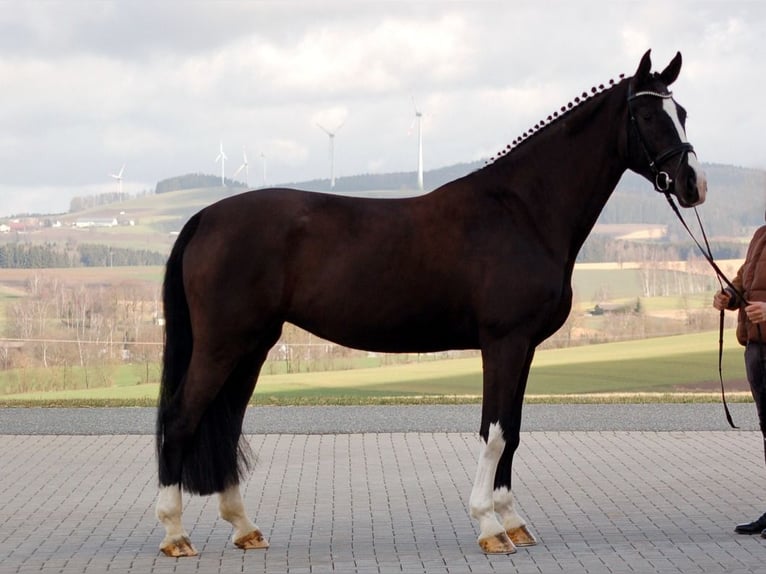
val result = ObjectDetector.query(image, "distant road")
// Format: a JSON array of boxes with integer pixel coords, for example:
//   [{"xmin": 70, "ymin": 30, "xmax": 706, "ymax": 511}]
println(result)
[{"xmin": 0, "ymin": 403, "xmax": 758, "ymax": 435}]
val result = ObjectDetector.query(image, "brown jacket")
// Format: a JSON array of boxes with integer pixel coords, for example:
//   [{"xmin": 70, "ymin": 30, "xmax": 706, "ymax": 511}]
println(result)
[{"xmin": 727, "ymin": 225, "xmax": 766, "ymax": 345}]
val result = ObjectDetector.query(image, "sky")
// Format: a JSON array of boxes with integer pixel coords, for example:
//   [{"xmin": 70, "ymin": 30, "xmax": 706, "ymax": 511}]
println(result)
[{"xmin": 2, "ymin": 0, "xmax": 765, "ymax": 216}]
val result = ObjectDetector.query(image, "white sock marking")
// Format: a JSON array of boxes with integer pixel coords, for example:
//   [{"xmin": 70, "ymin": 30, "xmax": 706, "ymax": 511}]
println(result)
[
  {"xmin": 493, "ymin": 486, "xmax": 525, "ymax": 531},
  {"xmin": 156, "ymin": 485, "xmax": 188, "ymax": 543},
  {"xmin": 470, "ymin": 422, "xmax": 506, "ymax": 540},
  {"xmin": 219, "ymin": 483, "xmax": 259, "ymax": 541}
]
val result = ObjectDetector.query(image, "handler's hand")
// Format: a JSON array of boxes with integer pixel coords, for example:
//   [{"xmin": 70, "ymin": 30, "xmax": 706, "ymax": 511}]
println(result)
[
  {"xmin": 745, "ymin": 302, "xmax": 766, "ymax": 323},
  {"xmin": 713, "ymin": 290, "xmax": 731, "ymax": 311}
]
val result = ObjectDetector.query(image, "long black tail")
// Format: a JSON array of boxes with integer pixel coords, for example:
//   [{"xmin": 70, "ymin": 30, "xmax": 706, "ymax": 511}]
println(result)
[
  {"xmin": 156, "ymin": 213, "xmax": 199, "ymax": 486},
  {"xmin": 156, "ymin": 212, "xmax": 254, "ymax": 495}
]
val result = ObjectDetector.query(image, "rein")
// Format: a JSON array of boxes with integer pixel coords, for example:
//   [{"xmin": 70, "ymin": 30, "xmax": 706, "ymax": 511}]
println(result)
[
  {"xmin": 662, "ymin": 194, "xmax": 740, "ymax": 429},
  {"xmin": 627, "ymin": 86, "xmax": 740, "ymax": 428}
]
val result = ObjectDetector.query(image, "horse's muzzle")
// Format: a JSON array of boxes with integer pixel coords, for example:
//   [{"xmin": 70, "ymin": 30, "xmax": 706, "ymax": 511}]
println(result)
[{"xmin": 676, "ymin": 158, "xmax": 707, "ymax": 207}]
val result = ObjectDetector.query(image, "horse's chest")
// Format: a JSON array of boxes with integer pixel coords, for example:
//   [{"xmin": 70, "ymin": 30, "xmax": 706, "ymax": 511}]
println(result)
[{"xmin": 484, "ymin": 268, "xmax": 572, "ymax": 332}]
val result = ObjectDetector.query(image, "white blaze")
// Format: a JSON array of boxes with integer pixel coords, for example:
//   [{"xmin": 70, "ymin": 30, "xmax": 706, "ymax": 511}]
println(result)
[{"xmin": 662, "ymin": 98, "xmax": 707, "ymax": 203}]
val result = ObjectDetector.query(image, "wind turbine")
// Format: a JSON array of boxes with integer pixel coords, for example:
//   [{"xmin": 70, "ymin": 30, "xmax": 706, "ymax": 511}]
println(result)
[
  {"xmin": 410, "ymin": 97, "xmax": 424, "ymax": 192},
  {"xmin": 317, "ymin": 121, "xmax": 344, "ymax": 189},
  {"xmin": 110, "ymin": 164, "xmax": 125, "ymax": 195},
  {"xmin": 232, "ymin": 148, "xmax": 249, "ymax": 187},
  {"xmin": 260, "ymin": 152, "xmax": 267, "ymax": 187},
  {"xmin": 215, "ymin": 141, "xmax": 227, "ymax": 186}
]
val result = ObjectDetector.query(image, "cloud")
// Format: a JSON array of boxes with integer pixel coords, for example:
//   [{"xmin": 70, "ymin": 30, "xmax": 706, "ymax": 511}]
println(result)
[{"xmin": 2, "ymin": 1, "xmax": 766, "ymax": 216}]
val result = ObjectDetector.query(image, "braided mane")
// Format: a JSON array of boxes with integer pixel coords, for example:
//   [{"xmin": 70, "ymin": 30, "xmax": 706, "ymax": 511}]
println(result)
[{"xmin": 485, "ymin": 73, "xmax": 627, "ymax": 166}]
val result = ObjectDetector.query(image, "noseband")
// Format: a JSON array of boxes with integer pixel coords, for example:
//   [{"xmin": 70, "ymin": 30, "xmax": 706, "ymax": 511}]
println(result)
[{"xmin": 627, "ymin": 88, "xmax": 695, "ymax": 193}]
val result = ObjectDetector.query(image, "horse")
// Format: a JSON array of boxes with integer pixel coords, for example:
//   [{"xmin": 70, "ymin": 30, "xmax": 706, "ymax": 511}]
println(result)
[{"xmin": 155, "ymin": 50, "xmax": 707, "ymax": 557}]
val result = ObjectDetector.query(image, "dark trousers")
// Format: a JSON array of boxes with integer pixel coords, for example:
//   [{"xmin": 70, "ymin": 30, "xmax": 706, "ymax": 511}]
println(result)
[{"xmin": 745, "ymin": 342, "xmax": 766, "ymax": 463}]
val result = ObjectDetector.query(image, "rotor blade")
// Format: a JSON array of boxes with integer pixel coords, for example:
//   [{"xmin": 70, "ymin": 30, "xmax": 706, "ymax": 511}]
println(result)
[
  {"xmin": 233, "ymin": 164, "xmax": 245, "ymax": 177},
  {"xmin": 411, "ymin": 95, "xmax": 420, "ymax": 114}
]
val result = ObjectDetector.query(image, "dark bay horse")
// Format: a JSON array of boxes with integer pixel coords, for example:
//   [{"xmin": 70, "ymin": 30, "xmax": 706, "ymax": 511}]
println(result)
[{"xmin": 155, "ymin": 50, "xmax": 707, "ymax": 556}]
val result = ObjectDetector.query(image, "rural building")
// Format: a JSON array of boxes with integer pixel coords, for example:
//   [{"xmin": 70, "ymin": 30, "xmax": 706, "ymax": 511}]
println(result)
[{"xmin": 74, "ymin": 217, "xmax": 118, "ymax": 228}]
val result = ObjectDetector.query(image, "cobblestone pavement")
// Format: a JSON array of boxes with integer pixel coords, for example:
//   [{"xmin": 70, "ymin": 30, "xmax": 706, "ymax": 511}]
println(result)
[{"xmin": 2, "ymin": 426, "xmax": 766, "ymax": 573}]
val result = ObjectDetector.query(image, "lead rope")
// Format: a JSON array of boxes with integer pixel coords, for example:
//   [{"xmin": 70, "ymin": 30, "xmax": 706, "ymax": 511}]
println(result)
[
  {"xmin": 693, "ymin": 208, "xmax": 741, "ymax": 430},
  {"xmin": 664, "ymin": 193, "xmax": 739, "ymax": 428}
]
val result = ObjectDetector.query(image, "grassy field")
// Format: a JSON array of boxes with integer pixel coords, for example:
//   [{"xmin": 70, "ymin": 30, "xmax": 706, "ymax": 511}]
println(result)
[
  {"xmin": 0, "ymin": 245, "xmax": 742, "ymax": 406},
  {"xmin": 0, "ymin": 330, "xmax": 750, "ymax": 406}
]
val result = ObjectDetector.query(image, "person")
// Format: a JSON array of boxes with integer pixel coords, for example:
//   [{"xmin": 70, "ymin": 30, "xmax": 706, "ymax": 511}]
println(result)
[{"xmin": 713, "ymin": 223, "xmax": 766, "ymax": 536}]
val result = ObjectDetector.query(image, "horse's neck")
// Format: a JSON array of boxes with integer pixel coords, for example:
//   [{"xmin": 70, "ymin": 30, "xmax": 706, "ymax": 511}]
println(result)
[{"xmin": 480, "ymin": 86, "xmax": 629, "ymax": 257}]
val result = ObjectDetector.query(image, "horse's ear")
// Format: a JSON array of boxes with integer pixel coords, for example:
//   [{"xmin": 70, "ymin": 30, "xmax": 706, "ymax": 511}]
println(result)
[
  {"xmin": 634, "ymin": 49, "xmax": 652, "ymax": 83},
  {"xmin": 659, "ymin": 52, "xmax": 682, "ymax": 86}
]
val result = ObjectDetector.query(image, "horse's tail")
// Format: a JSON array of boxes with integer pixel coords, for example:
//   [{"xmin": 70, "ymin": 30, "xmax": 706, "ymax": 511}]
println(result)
[
  {"xmin": 156, "ymin": 212, "xmax": 253, "ymax": 495},
  {"xmin": 156, "ymin": 212, "xmax": 199, "ymax": 486}
]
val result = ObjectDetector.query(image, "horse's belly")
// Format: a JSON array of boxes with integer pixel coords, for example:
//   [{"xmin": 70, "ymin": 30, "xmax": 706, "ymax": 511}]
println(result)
[{"xmin": 289, "ymin": 308, "xmax": 479, "ymax": 354}]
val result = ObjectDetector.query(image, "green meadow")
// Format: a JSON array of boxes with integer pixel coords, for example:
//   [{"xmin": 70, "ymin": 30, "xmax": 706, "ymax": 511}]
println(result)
[
  {"xmin": 0, "ymin": 330, "xmax": 749, "ymax": 406},
  {"xmin": 0, "ymin": 249, "xmax": 742, "ymax": 406}
]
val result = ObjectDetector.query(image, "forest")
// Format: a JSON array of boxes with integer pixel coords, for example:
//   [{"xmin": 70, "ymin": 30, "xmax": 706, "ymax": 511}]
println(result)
[{"xmin": 0, "ymin": 243, "xmax": 166, "ymax": 269}]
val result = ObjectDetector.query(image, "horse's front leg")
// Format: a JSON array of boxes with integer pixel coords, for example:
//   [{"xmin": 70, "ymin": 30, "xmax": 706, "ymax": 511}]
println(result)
[
  {"xmin": 219, "ymin": 483, "xmax": 270, "ymax": 550},
  {"xmin": 491, "ymin": 346, "xmax": 538, "ymax": 548},
  {"xmin": 493, "ymin": 489, "xmax": 537, "ymax": 547},
  {"xmin": 470, "ymin": 334, "xmax": 533, "ymax": 554},
  {"xmin": 470, "ymin": 421, "xmax": 515, "ymax": 553}
]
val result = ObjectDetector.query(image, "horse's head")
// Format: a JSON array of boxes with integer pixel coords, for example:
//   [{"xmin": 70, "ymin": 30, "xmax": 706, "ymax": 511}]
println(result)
[{"xmin": 627, "ymin": 50, "xmax": 707, "ymax": 207}]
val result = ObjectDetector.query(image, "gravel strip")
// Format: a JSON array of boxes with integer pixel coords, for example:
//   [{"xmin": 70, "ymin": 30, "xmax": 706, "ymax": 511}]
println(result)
[{"xmin": 0, "ymin": 402, "xmax": 758, "ymax": 435}]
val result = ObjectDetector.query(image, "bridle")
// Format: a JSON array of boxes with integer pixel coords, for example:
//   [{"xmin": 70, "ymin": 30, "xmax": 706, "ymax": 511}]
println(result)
[
  {"xmin": 627, "ymin": 87, "xmax": 695, "ymax": 193},
  {"xmin": 628, "ymin": 85, "xmax": 742, "ymax": 429}
]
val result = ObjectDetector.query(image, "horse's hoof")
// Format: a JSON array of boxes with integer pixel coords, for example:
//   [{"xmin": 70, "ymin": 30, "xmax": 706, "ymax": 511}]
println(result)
[
  {"xmin": 160, "ymin": 536, "xmax": 199, "ymax": 557},
  {"xmin": 507, "ymin": 524, "xmax": 537, "ymax": 546},
  {"xmin": 234, "ymin": 528, "xmax": 270, "ymax": 550},
  {"xmin": 478, "ymin": 532, "xmax": 516, "ymax": 554}
]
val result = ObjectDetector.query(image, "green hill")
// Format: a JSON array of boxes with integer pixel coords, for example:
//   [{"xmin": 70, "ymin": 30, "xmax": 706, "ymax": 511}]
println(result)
[
  {"xmin": 71, "ymin": 161, "xmax": 766, "ymax": 239},
  {"xmin": 4, "ymin": 161, "xmax": 764, "ymax": 260}
]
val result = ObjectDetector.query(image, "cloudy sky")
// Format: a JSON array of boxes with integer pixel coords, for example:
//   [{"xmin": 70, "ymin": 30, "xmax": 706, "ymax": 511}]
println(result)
[{"xmin": 1, "ymin": 0, "xmax": 764, "ymax": 216}]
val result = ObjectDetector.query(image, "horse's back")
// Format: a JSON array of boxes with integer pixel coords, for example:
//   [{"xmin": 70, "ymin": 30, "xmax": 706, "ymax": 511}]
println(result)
[
  {"xmin": 179, "ymin": 186, "xmax": 571, "ymax": 352},
  {"xmin": 180, "ymin": 188, "xmax": 485, "ymax": 350}
]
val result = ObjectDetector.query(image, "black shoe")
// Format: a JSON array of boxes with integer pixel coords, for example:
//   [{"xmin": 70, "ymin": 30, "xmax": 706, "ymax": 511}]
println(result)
[{"xmin": 735, "ymin": 513, "xmax": 766, "ymax": 534}]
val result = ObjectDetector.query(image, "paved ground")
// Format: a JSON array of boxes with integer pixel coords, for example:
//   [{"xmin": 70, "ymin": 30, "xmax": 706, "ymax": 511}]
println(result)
[{"xmin": 2, "ymin": 406, "xmax": 766, "ymax": 573}]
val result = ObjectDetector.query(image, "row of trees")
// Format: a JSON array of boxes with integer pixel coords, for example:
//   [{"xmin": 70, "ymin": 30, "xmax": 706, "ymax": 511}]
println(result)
[
  {"xmin": 155, "ymin": 173, "xmax": 245, "ymax": 194},
  {"xmin": 0, "ymin": 243, "xmax": 166, "ymax": 269},
  {"xmin": 3, "ymin": 275, "xmax": 163, "ymax": 393},
  {"xmin": 68, "ymin": 190, "xmax": 153, "ymax": 213},
  {"xmin": 577, "ymin": 235, "xmax": 748, "ymax": 264}
]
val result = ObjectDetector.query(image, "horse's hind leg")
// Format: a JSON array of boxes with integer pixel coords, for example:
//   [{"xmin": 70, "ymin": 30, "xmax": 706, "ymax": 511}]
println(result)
[
  {"xmin": 215, "ymin": 338, "xmax": 280, "ymax": 551},
  {"xmin": 219, "ymin": 483, "xmax": 269, "ymax": 550},
  {"xmin": 156, "ymin": 484, "xmax": 196, "ymax": 556},
  {"xmin": 156, "ymin": 346, "xmax": 246, "ymax": 556}
]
